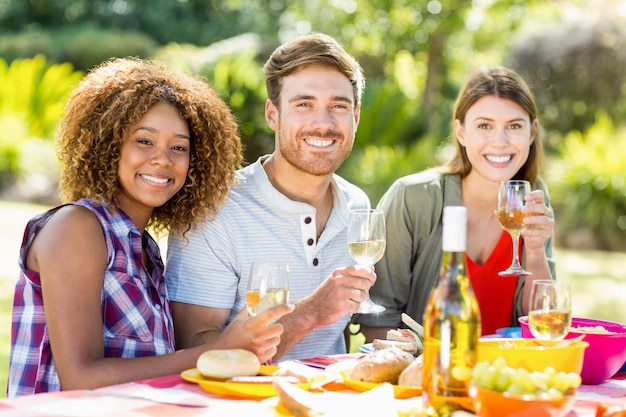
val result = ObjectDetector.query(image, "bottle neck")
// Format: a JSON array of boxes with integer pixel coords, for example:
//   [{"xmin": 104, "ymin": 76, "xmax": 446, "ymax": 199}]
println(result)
[{"xmin": 440, "ymin": 250, "xmax": 468, "ymax": 284}]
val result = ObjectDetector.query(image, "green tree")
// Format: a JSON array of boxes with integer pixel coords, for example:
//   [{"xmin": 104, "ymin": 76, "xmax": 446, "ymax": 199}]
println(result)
[
  {"xmin": 281, "ymin": 0, "xmax": 539, "ymax": 142},
  {"xmin": 0, "ymin": 0, "xmax": 286, "ymax": 46},
  {"xmin": 549, "ymin": 113, "xmax": 626, "ymax": 251},
  {"xmin": 507, "ymin": 14, "xmax": 626, "ymax": 140},
  {"xmin": 0, "ymin": 56, "xmax": 82, "ymax": 195}
]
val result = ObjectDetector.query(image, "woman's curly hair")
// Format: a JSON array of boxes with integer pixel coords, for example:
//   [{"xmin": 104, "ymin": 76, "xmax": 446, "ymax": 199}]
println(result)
[{"xmin": 57, "ymin": 57, "xmax": 242, "ymax": 236}]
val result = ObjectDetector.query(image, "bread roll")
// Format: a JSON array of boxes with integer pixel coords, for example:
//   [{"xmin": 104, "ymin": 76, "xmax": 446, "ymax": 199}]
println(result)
[
  {"xmin": 197, "ymin": 349, "xmax": 261, "ymax": 379},
  {"xmin": 398, "ymin": 354, "xmax": 423, "ymax": 387},
  {"xmin": 350, "ymin": 346, "xmax": 414, "ymax": 383}
]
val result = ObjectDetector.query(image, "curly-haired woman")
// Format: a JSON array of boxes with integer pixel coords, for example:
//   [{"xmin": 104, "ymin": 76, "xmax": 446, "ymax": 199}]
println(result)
[{"xmin": 7, "ymin": 57, "xmax": 292, "ymax": 397}]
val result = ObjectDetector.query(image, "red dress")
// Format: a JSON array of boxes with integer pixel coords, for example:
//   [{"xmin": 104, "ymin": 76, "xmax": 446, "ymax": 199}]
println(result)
[{"xmin": 466, "ymin": 231, "xmax": 520, "ymax": 336}]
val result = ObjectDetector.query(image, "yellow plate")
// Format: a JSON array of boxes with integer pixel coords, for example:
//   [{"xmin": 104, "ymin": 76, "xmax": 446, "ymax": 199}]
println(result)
[
  {"xmin": 340, "ymin": 370, "xmax": 421, "ymax": 399},
  {"xmin": 181, "ymin": 366, "xmax": 310, "ymax": 400}
]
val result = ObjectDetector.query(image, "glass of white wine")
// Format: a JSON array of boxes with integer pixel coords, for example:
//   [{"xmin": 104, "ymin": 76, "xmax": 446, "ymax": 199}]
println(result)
[
  {"xmin": 497, "ymin": 180, "xmax": 532, "ymax": 277},
  {"xmin": 528, "ymin": 280, "xmax": 572, "ymax": 341},
  {"xmin": 246, "ymin": 262, "xmax": 289, "ymax": 316},
  {"xmin": 348, "ymin": 209, "xmax": 386, "ymax": 314}
]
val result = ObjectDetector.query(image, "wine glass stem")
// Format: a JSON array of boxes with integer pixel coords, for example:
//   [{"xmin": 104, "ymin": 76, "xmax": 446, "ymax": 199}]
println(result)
[{"xmin": 511, "ymin": 235, "xmax": 522, "ymax": 268}]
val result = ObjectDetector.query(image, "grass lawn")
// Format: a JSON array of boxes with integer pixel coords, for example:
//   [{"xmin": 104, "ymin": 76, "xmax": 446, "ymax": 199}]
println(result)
[{"xmin": 1, "ymin": 200, "xmax": 625, "ymax": 397}]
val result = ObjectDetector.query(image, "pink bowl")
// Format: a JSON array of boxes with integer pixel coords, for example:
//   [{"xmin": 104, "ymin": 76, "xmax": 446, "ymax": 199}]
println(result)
[{"xmin": 519, "ymin": 316, "xmax": 626, "ymax": 384}]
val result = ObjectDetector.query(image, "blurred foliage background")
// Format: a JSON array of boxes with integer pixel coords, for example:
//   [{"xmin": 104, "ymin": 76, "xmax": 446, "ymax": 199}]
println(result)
[{"xmin": 0, "ymin": 0, "xmax": 625, "ymax": 250}]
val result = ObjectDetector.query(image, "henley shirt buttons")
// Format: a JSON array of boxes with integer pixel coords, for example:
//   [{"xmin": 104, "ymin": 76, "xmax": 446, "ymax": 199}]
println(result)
[
  {"xmin": 304, "ymin": 217, "xmax": 312, "ymax": 224},
  {"xmin": 313, "ymin": 258, "xmax": 319, "ymax": 266},
  {"xmin": 307, "ymin": 238, "xmax": 314, "ymax": 246}
]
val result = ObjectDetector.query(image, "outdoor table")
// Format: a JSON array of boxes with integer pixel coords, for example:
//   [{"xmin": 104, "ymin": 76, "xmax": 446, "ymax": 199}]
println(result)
[{"xmin": 1, "ymin": 355, "xmax": 624, "ymax": 416}]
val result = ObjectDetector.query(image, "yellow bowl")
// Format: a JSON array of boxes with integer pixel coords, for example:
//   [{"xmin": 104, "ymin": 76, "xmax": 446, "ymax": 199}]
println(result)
[
  {"xmin": 477, "ymin": 338, "xmax": 588, "ymax": 374},
  {"xmin": 469, "ymin": 384, "xmax": 576, "ymax": 417}
]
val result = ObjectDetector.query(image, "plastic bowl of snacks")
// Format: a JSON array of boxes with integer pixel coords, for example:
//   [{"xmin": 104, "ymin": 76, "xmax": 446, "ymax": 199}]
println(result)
[
  {"xmin": 469, "ymin": 384, "xmax": 577, "ymax": 417},
  {"xmin": 477, "ymin": 338, "xmax": 588, "ymax": 375},
  {"xmin": 519, "ymin": 316, "xmax": 626, "ymax": 384},
  {"xmin": 469, "ymin": 357, "xmax": 580, "ymax": 417}
]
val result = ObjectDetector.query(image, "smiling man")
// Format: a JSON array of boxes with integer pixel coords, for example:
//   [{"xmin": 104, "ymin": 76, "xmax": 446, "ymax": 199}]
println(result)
[{"xmin": 164, "ymin": 33, "xmax": 375, "ymax": 361}]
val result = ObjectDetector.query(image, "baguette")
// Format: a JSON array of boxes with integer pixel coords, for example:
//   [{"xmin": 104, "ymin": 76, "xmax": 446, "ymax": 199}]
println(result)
[
  {"xmin": 350, "ymin": 346, "xmax": 414, "ymax": 384},
  {"xmin": 398, "ymin": 354, "xmax": 424, "ymax": 387}
]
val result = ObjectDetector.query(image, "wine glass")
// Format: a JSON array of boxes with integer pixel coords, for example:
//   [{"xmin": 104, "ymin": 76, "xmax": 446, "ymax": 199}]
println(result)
[
  {"xmin": 497, "ymin": 180, "xmax": 532, "ymax": 276},
  {"xmin": 348, "ymin": 209, "xmax": 386, "ymax": 314},
  {"xmin": 246, "ymin": 262, "xmax": 289, "ymax": 316},
  {"xmin": 528, "ymin": 280, "xmax": 572, "ymax": 340}
]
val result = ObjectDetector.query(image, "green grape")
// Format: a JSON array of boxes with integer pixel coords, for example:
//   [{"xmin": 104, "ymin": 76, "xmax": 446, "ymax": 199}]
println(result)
[
  {"xmin": 471, "ymin": 361, "xmax": 489, "ymax": 382},
  {"xmin": 451, "ymin": 365, "xmax": 473, "ymax": 382},
  {"xmin": 565, "ymin": 372, "xmax": 582, "ymax": 391},
  {"xmin": 544, "ymin": 387, "xmax": 564, "ymax": 399},
  {"xmin": 530, "ymin": 371, "xmax": 550, "ymax": 391},
  {"xmin": 494, "ymin": 366, "xmax": 513, "ymax": 392},
  {"xmin": 505, "ymin": 383, "xmax": 528, "ymax": 396},
  {"xmin": 552, "ymin": 371, "xmax": 571, "ymax": 393},
  {"xmin": 543, "ymin": 365, "xmax": 556, "ymax": 376},
  {"xmin": 492, "ymin": 356, "xmax": 507, "ymax": 370},
  {"xmin": 478, "ymin": 365, "xmax": 498, "ymax": 390},
  {"xmin": 509, "ymin": 369, "xmax": 536, "ymax": 394}
]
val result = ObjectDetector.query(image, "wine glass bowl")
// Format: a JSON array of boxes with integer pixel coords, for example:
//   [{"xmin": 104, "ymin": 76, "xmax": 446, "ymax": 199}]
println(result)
[
  {"xmin": 497, "ymin": 180, "xmax": 532, "ymax": 277},
  {"xmin": 347, "ymin": 239, "xmax": 386, "ymax": 266},
  {"xmin": 527, "ymin": 280, "xmax": 572, "ymax": 341},
  {"xmin": 246, "ymin": 262, "xmax": 289, "ymax": 316},
  {"xmin": 347, "ymin": 209, "xmax": 386, "ymax": 314}
]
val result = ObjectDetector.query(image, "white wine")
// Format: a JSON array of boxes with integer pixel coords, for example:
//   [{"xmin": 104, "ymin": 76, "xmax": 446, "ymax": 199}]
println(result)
[
  {"xmin": 422, "ymin": 206, "xmax": 481, "ymax": 416},
  {"xmin": 246, "ymin": 288, "xmax": 289, "ymax": 316},
  {"xmin": 497, "ymin": 208, "xmax": 528, "ymax": 238},
  {"xmin": 348, "ymin": 239, "xmax": 386, "ymax": 266},
  {"xmin": 528, "ymin": 309, "xmax": 572, "ymax": 340}
]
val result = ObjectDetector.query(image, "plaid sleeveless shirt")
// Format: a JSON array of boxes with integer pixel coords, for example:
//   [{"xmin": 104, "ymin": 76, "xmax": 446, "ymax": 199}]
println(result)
[{"xmin": 7, "ymin": 198, "xmax": 175, "ymax": 396}]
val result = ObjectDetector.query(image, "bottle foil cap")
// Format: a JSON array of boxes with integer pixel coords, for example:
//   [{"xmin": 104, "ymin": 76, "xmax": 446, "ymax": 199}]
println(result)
[{"xmin": 442, "ymin": 206, "xmax": 467, "ymax": 252}]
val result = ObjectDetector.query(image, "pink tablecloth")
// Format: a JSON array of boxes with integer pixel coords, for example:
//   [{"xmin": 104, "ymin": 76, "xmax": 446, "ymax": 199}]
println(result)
[
  {"xmin": 1, "ymin": 371, "xmax": 625, "ymax": 416},
  {"xmin": 0, "ymin": 374, "xmax": 280, "ymax": 416}
]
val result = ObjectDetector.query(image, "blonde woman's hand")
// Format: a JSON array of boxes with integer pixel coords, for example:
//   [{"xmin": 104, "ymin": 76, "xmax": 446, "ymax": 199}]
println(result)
[{"xmin": 521, "ymin": 189, "xmax": 554, "ymax": 250}]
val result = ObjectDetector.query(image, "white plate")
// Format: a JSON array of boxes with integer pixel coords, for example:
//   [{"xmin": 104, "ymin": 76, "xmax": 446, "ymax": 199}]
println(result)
[{"xmin": 359, "ymin": 343, "xmax": 374, "ymax": 354}]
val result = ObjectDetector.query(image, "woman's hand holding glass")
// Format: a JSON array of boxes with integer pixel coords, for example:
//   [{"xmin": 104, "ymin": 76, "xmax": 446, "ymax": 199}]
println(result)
[
  {"xmin": 518, "ymin": 188, "xmax": 555, "ymax": 251},
  {"xmin": 220, "ymin": 302, "xmax": 292, "ymax": 364},
  {"xmin": 247, "ymin": 262, "xmax": 290, "ymax": 317}
]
